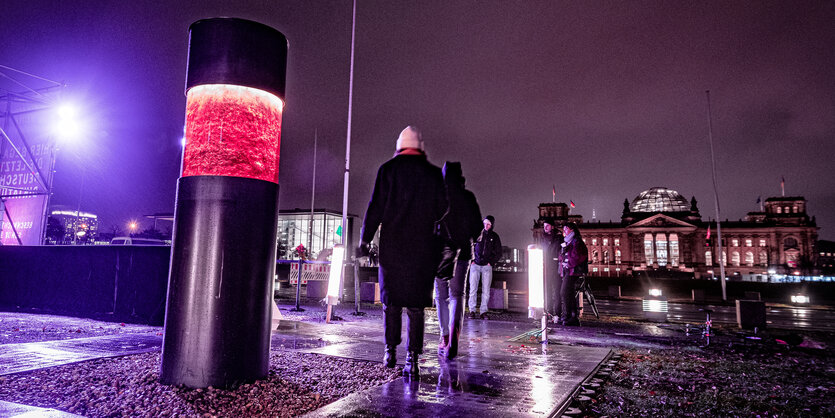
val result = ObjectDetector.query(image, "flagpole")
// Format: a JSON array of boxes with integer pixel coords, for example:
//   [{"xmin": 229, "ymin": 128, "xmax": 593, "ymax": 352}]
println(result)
[
  {"xmin": 706, "ymin": 90, "xmax": 727, "ymax": 301},
  {"xmin": 308, "ymin": 130, "xmax": 317, "ymax": 253}
]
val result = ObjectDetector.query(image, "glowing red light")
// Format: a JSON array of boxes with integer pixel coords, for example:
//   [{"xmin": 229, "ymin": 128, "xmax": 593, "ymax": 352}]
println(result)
[{"xmin": 182, "ymin": 84, "xmax": 284, "ymax": 183}]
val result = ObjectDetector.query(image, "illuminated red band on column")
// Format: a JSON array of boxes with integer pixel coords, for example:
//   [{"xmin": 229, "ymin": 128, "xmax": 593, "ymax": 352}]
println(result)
[{"xmin": 182, "ymin": 84, "xmax": 283, "ymax": 183}]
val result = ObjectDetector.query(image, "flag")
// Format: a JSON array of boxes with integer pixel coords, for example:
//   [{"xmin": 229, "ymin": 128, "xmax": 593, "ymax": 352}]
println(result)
[
  {"xmin": 552, "ymin": 185, "xmax": 556, "ymax": 199},
  {"xmin": 706, "ymin": 225, "xmax": 711, "ymax": 246},
  {"xmin": 756, "ymin": 196, "xmax": 761, "ymax": 204},
  {"xmin": 569, "ymin": 200, "xmax": 575, "ymax": 208},
  {"xmin": 335, "ymin": 225, "xmax": 343, "ymax": 237}
]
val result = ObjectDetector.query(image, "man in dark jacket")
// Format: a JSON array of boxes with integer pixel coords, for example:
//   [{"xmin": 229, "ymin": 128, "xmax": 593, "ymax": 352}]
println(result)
[
  {"xmin": 468, "ymin": 215, "xmax": 502, "ymax": 319},
  {"xmin": 558, "ymin": 222, "xmax": 589, "ymax": 326},
  {"xmin": 434, "ymin": 162, "xmax": 482, "ymax": 360},
  {"xmin": 358, "ymin": 126, "xmax": 447, "ymax": 378}
]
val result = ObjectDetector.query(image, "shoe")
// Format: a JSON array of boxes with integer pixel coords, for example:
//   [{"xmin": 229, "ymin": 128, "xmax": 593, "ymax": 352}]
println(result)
[
  {"xmin": 468, "ymin": 311, "xmax": 477, "ymax": 319},
  {"xmin": 438, "ymin": 335, "xmax": 449, "ymax": 356},
  {"xmin": 403, "ymin": 351, "xmax": 420, "ymax": 378},
  {"xmin": 564, "ymin": 318, "xmax": 580, "ymax": 327},
  {"xmin": 383, "ymin": 345, "xmax": 397, "ymax": 368},
  {"xmin": 479, "ymin": 312, "xmax": 488, "ymax": 320}
]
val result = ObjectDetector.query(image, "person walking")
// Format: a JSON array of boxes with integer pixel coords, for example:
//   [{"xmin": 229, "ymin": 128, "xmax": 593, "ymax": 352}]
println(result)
[
  {"xmin": 357, "ymin": 126, "xmax": 447, "ymax": 378},
  {"xmin": 558, "ymin": 222, "xmax": 588, "ymax": 326},
  {"xmin": 541, "ymin": 221, "xmax": 563, "ymax": 322},
  {"xmin": 468, "ymin": 215, "xmax": 502, "ymax": 319},
  {"xmin": 434, "ymin": 162, "xmax": 482, "ymax": 360}
]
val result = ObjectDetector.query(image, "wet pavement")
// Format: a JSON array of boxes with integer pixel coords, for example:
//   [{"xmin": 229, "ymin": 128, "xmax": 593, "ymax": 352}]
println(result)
[
  {"xmin": 273, "ymin": 319, "xmax": 611, "ymax": 417},
  {"xmin": 0, "ymin": 334, "xmax": 161, "ymax": 376},
  {"xmin": 0, "ymin": 310, "xmax": 611, "ymax": 417},
  {"xmin": 0, "ymin": 400, "xmax": 82, "ymax": 417}
]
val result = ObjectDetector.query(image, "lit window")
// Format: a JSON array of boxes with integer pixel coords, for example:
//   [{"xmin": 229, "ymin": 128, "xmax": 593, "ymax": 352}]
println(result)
[
  {"xmin": 670, "ymin": 233, "xmax": 679, "ymax": 267},
  {"xmin": 655, "ymin": 234, "xmax": 668, "ymax": 267},
  {"xmin": 776, "ymin": 207, "xmax": 782, "ymax": 214},
  {"xmin": 604, "ymin": 267, "xmax": 609, "ymax": 272},
  {"xmin": 759, "ymin": 251, "xmax": 767, "ymax": 265},
  {"xmin": 745, "ymin": 251, "xmax": 754, "ymax": 266},
  {"xmin": 615, "ymin": 249, "xmax": 622, "ymax": 264},
  {"xmin": 614, "ymin": 238, "xmax": 620, "ymax": 246},
  {"xmin": 745, "ymin": 239, "xmax": 753, "ymax": 247},
  {"xmin": 705, "ymin": 250, "xmax": 712, "ymax": 266},
  {"xmin": 603, "ymin": 250, "xmax": 609, "ymax": 263},
  {"xmin": 732, "ymin": 239, "xmax": 739, "ymax": 247},
  {"xmin": 644, "ymin": 233, "xmax": 654, "ymax": 265},
  {"xmin": 792, "ymin": 206, "xmax": 798, "ymax": 213},
  {"xmin": 592, "ymin": 267, "xmax": 599, "ymax": 273},
  {"xmin": 592, "ymin": 238, "xmax": 598, "ymax": 246},
  {"xmin": 731, "ymin": 251, "xmax": 740, "ymax": 267},
  {"xmin": 759, "ymin": 239, "xmax": 767, "ymax": 247},
  {"xmin": 592, "ymin": 250, "xmax": 599, "ymax": 263}
]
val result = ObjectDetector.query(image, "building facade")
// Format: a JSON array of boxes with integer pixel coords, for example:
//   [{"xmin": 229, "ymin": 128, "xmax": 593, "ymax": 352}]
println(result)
[
  {"xmin": 533, "ymin": 187, "xmax": 820, "ymax": 282},
  {"xmin": 276, "ymin": 209, "xmax": 355, "ymax": 260},
  {"xmin": 48, "ymin": 208, "xmax": 99, "ymax": 245}
]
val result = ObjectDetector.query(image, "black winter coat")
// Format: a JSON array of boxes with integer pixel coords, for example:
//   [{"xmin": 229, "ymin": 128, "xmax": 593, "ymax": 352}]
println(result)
[
  {"xmin": 440, "ymin": 183, "xmax": 482, "ymax": 248},
  {"xmin": 473, "ymin": 229, "xmax": 502, "ymax": 266},
  {"xmin": 558, "ymin": 236, "xmax": 589, "ymax": 277},
  {"xmin": 360, "ymin": 154, "xmax": 447, "ymax": 307}
]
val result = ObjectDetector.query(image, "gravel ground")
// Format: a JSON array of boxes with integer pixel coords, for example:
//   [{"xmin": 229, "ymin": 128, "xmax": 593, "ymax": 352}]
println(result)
[
  {"xmin": 0, "ymin": 310, "xmax": 400, "ymax": 417},
  {"xmin": 0, "ymin": 351, "xmax": 399, "ymax": 417},
  {"xmin": 581, "ymin": 318, "xmax": 835, "ymax": 417}
]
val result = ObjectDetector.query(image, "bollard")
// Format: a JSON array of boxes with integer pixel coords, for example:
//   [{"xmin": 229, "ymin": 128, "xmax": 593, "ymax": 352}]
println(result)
[{"xmin": 160, "ymin": 18, "xmax": 288, "ymax": 388}]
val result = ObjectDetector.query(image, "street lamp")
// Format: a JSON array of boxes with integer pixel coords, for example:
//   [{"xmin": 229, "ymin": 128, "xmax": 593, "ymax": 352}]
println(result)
[{"xmin": 51, "ymin": 103, "xmax": 85, "ymax": 141}]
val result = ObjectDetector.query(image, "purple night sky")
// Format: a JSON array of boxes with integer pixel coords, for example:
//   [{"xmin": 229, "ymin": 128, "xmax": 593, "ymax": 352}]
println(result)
[{"xmin": 1, "ymin": 1, "xmax": 833, "ymax": 248}]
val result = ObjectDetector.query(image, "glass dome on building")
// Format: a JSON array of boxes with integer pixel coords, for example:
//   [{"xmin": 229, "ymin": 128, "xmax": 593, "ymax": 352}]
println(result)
[{"xmin": 630, "ymin": 187, "xmax": 690, "ymax": 212}]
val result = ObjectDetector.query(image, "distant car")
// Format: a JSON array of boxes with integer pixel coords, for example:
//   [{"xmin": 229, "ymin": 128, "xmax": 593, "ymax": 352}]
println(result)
[{"xmin": 110, "ymin": 237, "xmax": 168, "ymax": 246}]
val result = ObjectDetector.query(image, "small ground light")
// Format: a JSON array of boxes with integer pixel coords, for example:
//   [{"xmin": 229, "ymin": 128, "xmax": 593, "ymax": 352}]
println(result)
[
  {"xmin": 790, "ymin": 295, "xmax": 810, "ymax": 304},
  {"xmin": 327, "ymin": 245, "xmax": 345, "ymax": 306},
  {"xmin": 325, "ymin": 245, "xmax": 345, "ymax": 323},
  {"xmin": 642, "ymin": 292, "xmax": 668, "ymax": 322},
  {"xmin": 648, "ymin": 288, "xmax": 663, "ymax": 297}
]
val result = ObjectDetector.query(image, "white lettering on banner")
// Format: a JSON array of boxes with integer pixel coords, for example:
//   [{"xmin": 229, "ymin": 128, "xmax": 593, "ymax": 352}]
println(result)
[
  {"xmin": 0, "ymin": 141, "xmax": 53, "ymax": 245},
  {"xmin": 289, "ymin": 263, "xmax": 332, "ymax": 284}
]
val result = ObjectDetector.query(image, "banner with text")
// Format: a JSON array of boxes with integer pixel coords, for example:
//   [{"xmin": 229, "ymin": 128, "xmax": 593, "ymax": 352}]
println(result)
[{"xmin": 0, "ymin": 142, "xmax": 52, "ymax": 245}]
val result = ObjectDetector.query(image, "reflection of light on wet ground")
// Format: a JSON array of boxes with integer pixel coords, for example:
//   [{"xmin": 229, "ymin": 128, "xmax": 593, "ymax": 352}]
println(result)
[
  {"xmin": 792, "ymin": 309, "xmax": 809, "ymax": 318},
  {"xmin": 530, "ymin": 364, "xmax": 556, "ymax": 414}
]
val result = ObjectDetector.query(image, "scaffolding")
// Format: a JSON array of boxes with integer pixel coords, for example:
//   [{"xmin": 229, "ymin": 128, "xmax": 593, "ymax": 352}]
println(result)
[{"xmin": 0, "ymin": 65, "xmax": 64, "ymax": 245}]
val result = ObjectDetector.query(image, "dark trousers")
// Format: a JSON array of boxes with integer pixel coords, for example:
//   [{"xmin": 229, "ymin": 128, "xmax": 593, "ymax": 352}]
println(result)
[
  {"xmin": 560, "ymin": 274, "xmax": 580, "ymax": 321},
  {"xmin": 384, "ymin": 304, "xmax": 425, "ymax": 354},
  {"xmin": 545, "ymin": 265, "xmax": 562, "ymax": 317}
]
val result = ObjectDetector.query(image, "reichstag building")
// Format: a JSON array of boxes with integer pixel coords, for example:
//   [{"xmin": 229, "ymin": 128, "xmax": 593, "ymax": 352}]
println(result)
[{"xmin": 533, "ymin": 187, "xmax": 819, "ymax": 282}]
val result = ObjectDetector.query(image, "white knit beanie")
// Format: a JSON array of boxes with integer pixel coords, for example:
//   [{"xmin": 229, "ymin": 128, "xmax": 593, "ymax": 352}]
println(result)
[{"xmin": 395, "ymin": 126, "xmax": 424, "ymax": 151}]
